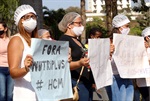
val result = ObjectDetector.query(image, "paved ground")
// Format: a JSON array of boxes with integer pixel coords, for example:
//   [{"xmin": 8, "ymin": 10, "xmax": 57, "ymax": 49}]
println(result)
[{"xmin": 93, "ymin": 88, "xmax": 109, "ymax": 101}]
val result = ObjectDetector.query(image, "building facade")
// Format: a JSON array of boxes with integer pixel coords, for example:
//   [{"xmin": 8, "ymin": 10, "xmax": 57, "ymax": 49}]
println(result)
[{"xmin": 86, "ymin": 0, "xmax": 140, "ymax": 21}]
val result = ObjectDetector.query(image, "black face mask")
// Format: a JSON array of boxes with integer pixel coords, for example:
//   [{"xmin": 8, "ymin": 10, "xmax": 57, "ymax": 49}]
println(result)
[{"xmin": 0, "ymin": 30, "xmax": 4, "ymax": 35}]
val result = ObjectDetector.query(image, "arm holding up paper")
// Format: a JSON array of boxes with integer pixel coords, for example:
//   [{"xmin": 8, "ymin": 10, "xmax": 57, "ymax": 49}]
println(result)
[
  {"xmin": 136, "ymin": 27, "xmax": 150, "ymax": 100},
  {"xmin": 105, "ymin": 14, "xmax": 134, "ymax": 101},
  {"xmin": 58, "ymin": 12, "xmax": 94, "ymax": 101}
]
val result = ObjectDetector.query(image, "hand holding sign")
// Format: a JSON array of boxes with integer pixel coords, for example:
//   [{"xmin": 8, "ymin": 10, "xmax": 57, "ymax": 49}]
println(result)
[
  {"xmin": 24, "ymin": 54, "xmax": 33, "ymax": 72},
  {"xmin": 30, "ymin": 39, "xmax": 73, "ymax": 101}
]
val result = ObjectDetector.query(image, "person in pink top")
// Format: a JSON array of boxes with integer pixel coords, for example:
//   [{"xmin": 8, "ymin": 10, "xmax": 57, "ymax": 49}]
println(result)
[{"xmin": 0, "ymin": 21, "xmax": 14, "ymax": 101}]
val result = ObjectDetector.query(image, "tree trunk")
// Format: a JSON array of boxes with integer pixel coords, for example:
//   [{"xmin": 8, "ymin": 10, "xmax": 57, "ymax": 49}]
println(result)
[
  {"xmin": 112, "ymin": 0, "xmax": 118, "ymax": 18},
  {"xmin": 20, "ymin": 0, "xmax": 43, "ymax": 29},
  {"xmin": 105, "ymin": 0, "xmax": 112, "ymax": 34},
  {"xmin": 80, "ymin": 0, "xmax": 86, "ymax": 44}
]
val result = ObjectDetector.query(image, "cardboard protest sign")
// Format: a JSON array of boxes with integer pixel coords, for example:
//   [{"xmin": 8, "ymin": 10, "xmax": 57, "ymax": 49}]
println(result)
[
  {"xmin": 113, "ymin": 34, "xmax": 150, "ymax": 78},
  {"xmin": 30, "ymin": 38, "xmax": 73, "ymax": 101},
  {"xmin": 88, "ymin": 38, "xmax": 113, "ymax": 89}
]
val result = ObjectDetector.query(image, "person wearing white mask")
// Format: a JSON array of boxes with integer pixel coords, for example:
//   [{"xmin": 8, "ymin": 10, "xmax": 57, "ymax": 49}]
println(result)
[
  {"xmin": 7, "ymin": 4, "xmax": 38, "ymax": 101},
  {"xmin": 58, "ymin": 12, "xmax": 94, "ymax": 101},
  {"xmin": 142, "ymin": 27, "xmax": 150, "ymax": 50},
  {"xmin": 112, "ymin": 14, "xmax": 130, "ymax": 35},
  {"xmin": 136, "ymin": 27, "xmax": 150, "ymax": 101},
  {"xmin": 106, "ymin": 14, "xmax": 134, "ymax": 101},
  {"xmin": 38, "ymin": 29, "xmax": 53, "ymax": 40}
]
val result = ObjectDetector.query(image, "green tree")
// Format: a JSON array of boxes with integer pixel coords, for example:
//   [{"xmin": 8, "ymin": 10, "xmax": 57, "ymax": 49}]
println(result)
[
  {"xmin": 130, "ymin": 26, "xmax": 142, "ymax": 36},
  {"xmin": 0, "ymin": 0, "xmax": 19, "ymax": 35},
  {"xmin": 86, "ymin": 17, "xmax": 108, "ymax": 39},
  {"xmin": 131, "ymin": 0, "xmax": 150, "ymax": 34},
  {"xmin": 65, "ymin": 7, "xmax": 81, "ymax": 14},
  {"xmin": 43, "ymin": 7, "xmax": 66, "ymax": 40},
  {"xmin": 132, "ymin": 0, "xmax": 149, "ymax": 12},
  {"xmin": 136, "ymin": 12, "xmax": 150, "ymax": 30}
]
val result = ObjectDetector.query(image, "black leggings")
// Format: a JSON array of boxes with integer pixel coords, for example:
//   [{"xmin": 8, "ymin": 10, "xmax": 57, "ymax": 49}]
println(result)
[{"xmin": 138, "ymin": 87, "xmax": 149, "ymax": 101}]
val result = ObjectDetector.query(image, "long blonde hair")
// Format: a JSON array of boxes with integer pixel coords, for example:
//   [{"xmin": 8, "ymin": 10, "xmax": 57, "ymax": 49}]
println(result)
[{"xmin": 18, "ymin": 20, "xmax": 38, "ymax": 46}]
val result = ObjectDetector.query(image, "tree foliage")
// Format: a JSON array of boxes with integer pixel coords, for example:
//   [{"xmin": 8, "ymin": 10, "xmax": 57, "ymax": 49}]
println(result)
[
  {"xmin": 65, "ymin": 7, "xmax": 81, "ymax": 14},
  {"xmin": 136, "ymin": 12, "xmax": 150, "ymax": 29},
  {"xmin": 130, "ymin": 26, "xmax": 142, "ymax": 36},
  {"xmin": 86, "ymin": 17, "xmax": 108, "ymax": 38},
  {"xmin": 131, "ymin": 0, "xmax": 150, "ymax": 34},
  {"xmin": 0, "ymin": 0, "xmax": 19, "ymax": 34},
  {"xmin": 0, "ymin": 0, "xmax": 18, "ymax": 22},
  {"xmin": 132, "ymin": 0, "xmax": 149, "ymax": 12},
  {"xmin": 43, "ymin": 6, "xmax": 66, "ymax": 40},
  {"xmin": 42, "ymin": 6, "xmax": 84, "ymax": 40}
]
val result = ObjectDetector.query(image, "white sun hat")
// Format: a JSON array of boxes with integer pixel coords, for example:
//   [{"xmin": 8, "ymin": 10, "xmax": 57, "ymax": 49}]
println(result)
[
  {"xmin": 14, "ymin": 4, "xmax": 36, "ymax": 25},
  {"xmin": 112, "ymin": 14, "xmax": 130, "ymax": 28}
]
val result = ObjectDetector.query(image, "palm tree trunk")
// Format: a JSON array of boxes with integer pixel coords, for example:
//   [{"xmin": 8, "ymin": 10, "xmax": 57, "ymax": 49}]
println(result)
[
  {"xmin": 80, "ymin": 0, "xmax": 86, "ymax": 44},
  {"xmin": 105, "ymin": 0, "xmax": 112, "ymax": 34},
  {"xmin": 112, "ymin": 0, "xmax": 118, "ymax": 18}
]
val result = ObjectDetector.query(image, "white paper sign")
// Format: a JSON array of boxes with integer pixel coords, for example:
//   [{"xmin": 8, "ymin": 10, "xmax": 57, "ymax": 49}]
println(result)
[
  {"xmin": 30, "ymin": 38, "xmax": 73, "ymax": 101},
  {"xmin": 113, "ymin": 34, "xmax": 150, "ymax": 78},
  {"xmin": 88, "ymin": 38, "xmax": 113, "ymax": 89}
]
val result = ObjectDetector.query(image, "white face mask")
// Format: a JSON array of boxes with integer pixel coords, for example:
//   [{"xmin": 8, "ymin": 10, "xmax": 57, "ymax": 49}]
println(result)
[
  {"xmin": 120, "ymin": 27, "xmax": 130, "ymax": 35},
  {"xmin": 22, "ymin": 18, "xmax": 37, "ymax": 33},
  {"xmin": 72, "ymin": 26, "xmax": 84, "ymax": 36}
]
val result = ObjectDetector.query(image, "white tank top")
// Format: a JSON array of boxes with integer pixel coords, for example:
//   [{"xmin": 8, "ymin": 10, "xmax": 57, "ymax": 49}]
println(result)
[{"xmin": 13, "ymin": 34, "xmax": 37, "ymax": 101}]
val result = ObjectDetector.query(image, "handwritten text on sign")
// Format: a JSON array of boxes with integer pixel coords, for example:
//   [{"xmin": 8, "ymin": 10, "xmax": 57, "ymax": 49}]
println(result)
[
  {"xmin": 113, "ymin": 34, "xmax": 150, "ymax": 78},
  {"xmin": 30, "ymin": 39, "xmax": 73, "ymax": 101},
  {"xmin": 88, "ymin": 38, "xmax": 113, "ymax": 89}
]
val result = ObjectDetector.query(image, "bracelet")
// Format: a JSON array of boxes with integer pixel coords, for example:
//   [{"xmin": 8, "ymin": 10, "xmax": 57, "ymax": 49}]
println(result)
[{"xmin": 25, "ymin": 66, "xmax": 29, "ymax": 72}]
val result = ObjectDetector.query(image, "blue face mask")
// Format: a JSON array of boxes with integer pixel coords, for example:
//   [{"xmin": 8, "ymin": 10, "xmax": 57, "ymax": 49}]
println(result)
[{"xmin": 0, "ymin": 30, "xmax": 4, "ymax": 35}]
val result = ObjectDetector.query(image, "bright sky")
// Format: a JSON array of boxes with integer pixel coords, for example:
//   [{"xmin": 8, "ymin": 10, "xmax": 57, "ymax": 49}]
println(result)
[{"xmin": 42, "ymin": 0, "xmax": 80, "ymax": 10}]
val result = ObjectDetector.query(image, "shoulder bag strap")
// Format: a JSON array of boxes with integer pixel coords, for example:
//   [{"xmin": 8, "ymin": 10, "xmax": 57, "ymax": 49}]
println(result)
[{"xmin": 76, "ymin": 66, "xmax": 84, "ymax": 86}]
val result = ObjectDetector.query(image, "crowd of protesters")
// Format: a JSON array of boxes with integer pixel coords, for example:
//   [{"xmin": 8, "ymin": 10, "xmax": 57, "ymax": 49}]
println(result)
[{"xmin": 1, "ymin": 4, "xmax": 150, "ymax": 101}]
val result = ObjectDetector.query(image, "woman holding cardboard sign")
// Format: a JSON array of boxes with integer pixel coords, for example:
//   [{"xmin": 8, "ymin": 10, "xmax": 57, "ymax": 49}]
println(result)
[
  {"xmin": 136, "ymin": 27, "xmax": 150, "ymax": 101},
  {"xmin": 7, "ymin": 4, "xmax": 38, "ymax": 101},
  {"xmin": 105, "ymin": 14, "xmax": 134, "ymax": 101}
]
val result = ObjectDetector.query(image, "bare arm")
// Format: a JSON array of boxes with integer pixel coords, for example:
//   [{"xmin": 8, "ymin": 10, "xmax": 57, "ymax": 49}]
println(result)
[{"xmin": 7, "ymin": 36, "xmax": 32, "ymax": 79}]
